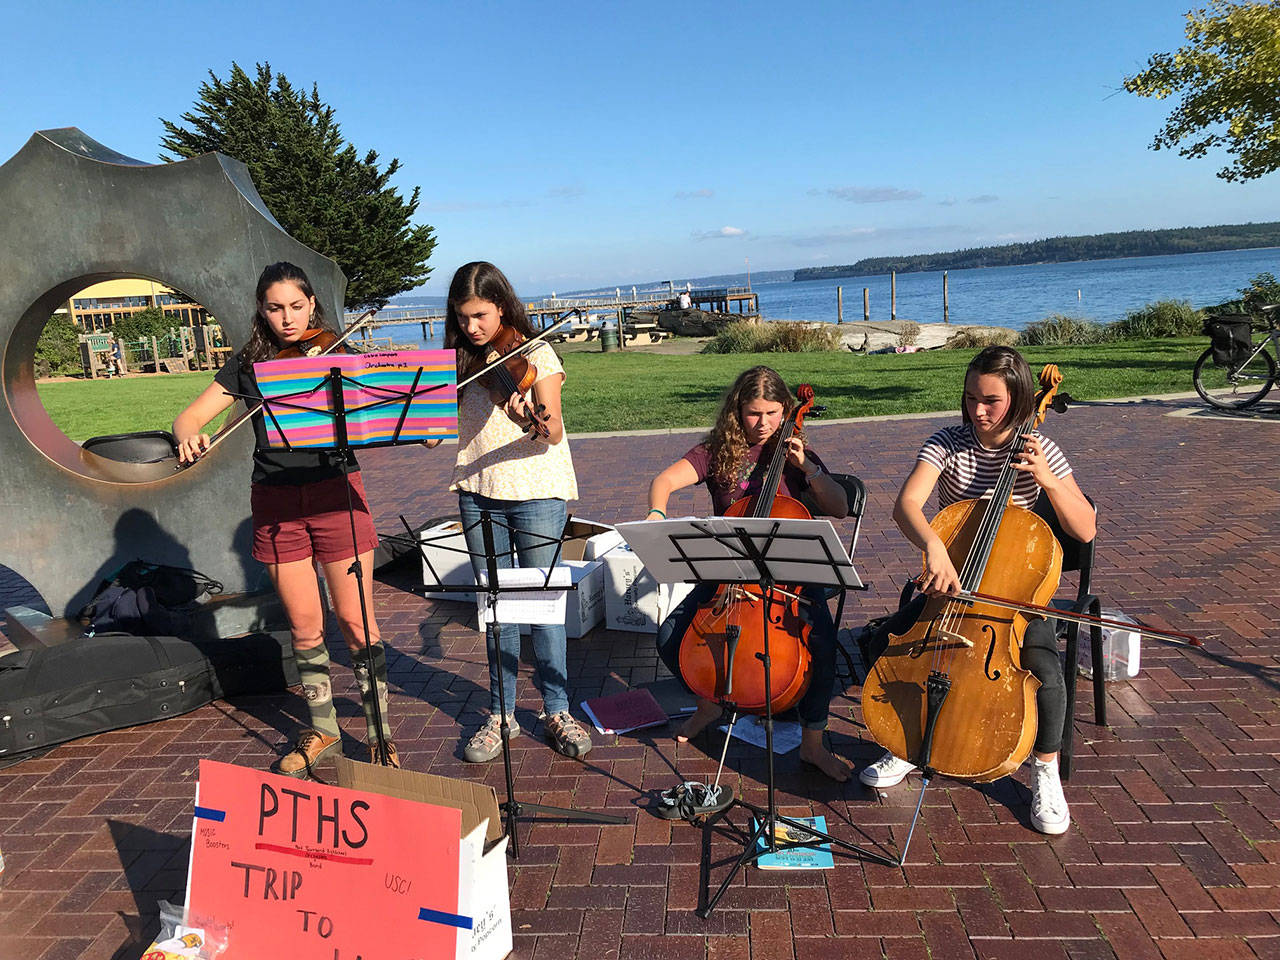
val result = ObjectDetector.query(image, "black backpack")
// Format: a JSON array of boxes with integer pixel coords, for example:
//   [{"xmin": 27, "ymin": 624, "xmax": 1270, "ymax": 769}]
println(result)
[
  {"xmin": 1203, "ymin": 316, "xmax": 1253, "ymax": 367},
  {"xmin": 78, "ymin": 561, "xmax": 223, "ymax": 637}
]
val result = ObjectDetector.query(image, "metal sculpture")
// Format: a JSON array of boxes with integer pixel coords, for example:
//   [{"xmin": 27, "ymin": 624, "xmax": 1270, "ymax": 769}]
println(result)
[{"xmin": 0, "ymin": 128, "xmax": 347, "ymax": 618}]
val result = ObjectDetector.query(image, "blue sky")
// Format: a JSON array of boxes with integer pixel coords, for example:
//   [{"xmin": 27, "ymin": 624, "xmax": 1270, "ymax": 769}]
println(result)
[{"xmin": 3, "ymin": 0, "xmax": 1276, "ymax": 296}]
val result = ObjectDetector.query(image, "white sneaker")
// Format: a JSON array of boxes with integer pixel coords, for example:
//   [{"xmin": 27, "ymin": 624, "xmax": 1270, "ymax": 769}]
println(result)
[
  {"xmin": 858, "ymin": 750, "xmax": 917, "ymax": 788},
  {"xmin": 1029, "ymin": 757, "xmax": 1071, "ymax": 835}
]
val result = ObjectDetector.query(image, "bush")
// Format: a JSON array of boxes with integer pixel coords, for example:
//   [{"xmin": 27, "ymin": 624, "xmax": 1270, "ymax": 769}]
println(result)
[
  {"xmin": 1110, "ymin": 299, "xmax": 1202, "ymax": 339},
  {"xmin": 944, "ymin": 326, "xmax": 1021, "ymax": 349},
  {"xmin": 1241, "ymin": 272, "xmax": 1280, "ymax": 311},
  {"xmin": 897, "ymin": 320, "xmax": 920, "ymax": 348},
  {"xmin": 1019, "ymin": 314, "xmax": 1111, "ymax": 346},
  {"xmin": 112, "ymin": 306, "xmax": 174, "ymax": 343},
  {"xmin": 701, "ymin": 321, "xmax": 840, "ymax": 354},
  {"xmin": 35, "ymin": 314, "xmax": 82, "ymax": 378}
]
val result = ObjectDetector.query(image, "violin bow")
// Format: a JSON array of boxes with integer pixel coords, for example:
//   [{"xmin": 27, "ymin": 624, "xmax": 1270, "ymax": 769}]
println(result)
[
  {"xmin": 930, "ymin": 584, "xmax": 1203, "ymax": 648},
  {"xmin": 180, "ymin": 307, "xmax": 379, "ymax": 467}
]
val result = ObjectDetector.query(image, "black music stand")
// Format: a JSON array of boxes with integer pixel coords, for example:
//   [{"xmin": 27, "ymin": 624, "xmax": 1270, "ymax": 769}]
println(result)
[
  {"xmin": 387, "ymin": 510, "xmax": 626, "ymax": 860},
  {"xmin": 618, "ymin": 515, "xmax": 896, "ymax": 916},
  {"xmin": 238, "ymin": 356, "xmax": 457, "ymax": 769}
]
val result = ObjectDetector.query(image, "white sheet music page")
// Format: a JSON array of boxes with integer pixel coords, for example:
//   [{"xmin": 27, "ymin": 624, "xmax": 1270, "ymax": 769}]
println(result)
[{"xmin": 476, "ymin": 566, "xmax": 571, "ymax": 626}]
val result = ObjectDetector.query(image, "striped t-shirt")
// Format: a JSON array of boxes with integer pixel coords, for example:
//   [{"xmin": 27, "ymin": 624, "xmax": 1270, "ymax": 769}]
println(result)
[{"xmin": 917, "ymin": 423, "xmax": 1071, "ymax": 510}]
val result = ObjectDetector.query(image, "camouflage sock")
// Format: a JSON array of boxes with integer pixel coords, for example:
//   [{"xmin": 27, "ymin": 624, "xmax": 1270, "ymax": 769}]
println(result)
[
  {"xmin": 294, "ymin": 643, "xmax": 340, "ymax": 738},
  {"xmin": 353, "ymin": 643, "xmax": 392, "ymax": 741}
]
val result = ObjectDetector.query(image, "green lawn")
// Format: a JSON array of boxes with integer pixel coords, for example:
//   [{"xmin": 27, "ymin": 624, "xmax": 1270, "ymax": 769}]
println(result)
[{"xmin": 35, "ymin": 339, "xmax": 1208, "ymax": 442}]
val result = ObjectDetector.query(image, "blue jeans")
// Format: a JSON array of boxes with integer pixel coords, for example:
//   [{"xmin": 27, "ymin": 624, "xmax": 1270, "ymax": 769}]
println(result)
[
  {"xmin": 458, "ymin": 492, "xmax": 570, "ymax": 716},
  {"xmin": 656, "ymin": 582, "xmax": 838, "ymax": 729}
]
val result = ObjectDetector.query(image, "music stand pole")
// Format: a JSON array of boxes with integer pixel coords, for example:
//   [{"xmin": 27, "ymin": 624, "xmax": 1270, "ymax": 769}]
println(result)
[{"xmin": 465, "ymin": 510, "xmax": 627, "ymax": 860}]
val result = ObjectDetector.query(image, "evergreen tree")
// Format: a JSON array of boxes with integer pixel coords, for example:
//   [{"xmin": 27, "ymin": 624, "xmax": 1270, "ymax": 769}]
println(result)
[
  {"xmin": 160, "ymin": 62, "xmax": 436, "ymax": 308},
  {"xmin": 1123, "ymin": 1, "xmax": 1280, "ymax": 182}
]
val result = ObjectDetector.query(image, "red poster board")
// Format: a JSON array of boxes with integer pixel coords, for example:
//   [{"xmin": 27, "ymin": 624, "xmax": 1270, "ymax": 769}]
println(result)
[{"xmin": 186, "ymin": 759, "xmax": 464, "ymax": 959}]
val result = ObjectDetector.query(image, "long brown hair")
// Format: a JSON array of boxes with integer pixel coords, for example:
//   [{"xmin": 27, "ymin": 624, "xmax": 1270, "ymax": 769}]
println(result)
[
  {"xmin": 444, "ymin": 261, "xmax": 536, "ymax": 382},
  {"xmin": 705, "ymin": 365, "xmax": 804, "ymax": 485},
  {"xmin": 238, "ymin": 262, "xmax": 332, "ymax": 364},
  {"xmin": 961, "ymin": 345, "xmax": 1035, "ymax": 432}
]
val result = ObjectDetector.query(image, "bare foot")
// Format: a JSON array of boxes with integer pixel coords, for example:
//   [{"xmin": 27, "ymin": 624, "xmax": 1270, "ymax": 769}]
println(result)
[
  {"xmin": 799, "ymin": 729, "xmax": 853, "ymax": 782},
  {"xmin": 676, "ymin": 700, "xmax": 722, "ymax": 742}
]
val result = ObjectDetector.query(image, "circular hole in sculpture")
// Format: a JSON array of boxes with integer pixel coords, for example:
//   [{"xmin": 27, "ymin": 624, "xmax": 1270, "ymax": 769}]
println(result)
[{"xmin": 34, "ymin": 277, "xmax": 233, "ymax": 472}]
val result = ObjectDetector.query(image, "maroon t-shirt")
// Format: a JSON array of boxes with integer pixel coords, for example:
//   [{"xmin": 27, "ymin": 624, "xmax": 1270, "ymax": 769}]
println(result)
[{"xmin": 683, "ymin": 441, "xmax": 826, "ymax": 515}]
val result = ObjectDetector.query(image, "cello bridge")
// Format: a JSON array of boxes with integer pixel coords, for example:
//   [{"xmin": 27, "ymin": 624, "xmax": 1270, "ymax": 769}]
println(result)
[{"xmin": 936, "ymin": 629, "xmax": 974, "ymax": 649}]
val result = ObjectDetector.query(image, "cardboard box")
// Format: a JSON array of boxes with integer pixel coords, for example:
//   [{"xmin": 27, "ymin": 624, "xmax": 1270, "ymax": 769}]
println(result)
[
  {"xmin": 420, "ymin": 520, "xmax": 477, "ymax": 601},
  {"xmin": 421, "ymin": 519, "xmax": 621, "ymax": 602},
  {"xmin": 336, "ymin": 757, "xmax": 512, "ymax": 960},
  {"xmin": 491, "ymin": 560, "xmax": 605, "ymax": 639},
  {"xmin": 602, "ymin": 544, "xmax": 695, "ymax": 634}
]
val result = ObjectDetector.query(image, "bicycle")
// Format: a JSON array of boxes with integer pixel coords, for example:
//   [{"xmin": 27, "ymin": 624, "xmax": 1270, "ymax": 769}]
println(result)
[{"xmin": 1193, "ymin": 303, "xmax": 1280, "ymax": 411}]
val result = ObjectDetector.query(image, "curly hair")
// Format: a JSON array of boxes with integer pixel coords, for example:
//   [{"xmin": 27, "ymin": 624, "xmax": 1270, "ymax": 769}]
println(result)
[
  {"xmin": 239, "ymin": 262, "xmax": 332, "ymax": 365},
  {"xmin": 705, "ymin": 366, "xmax": 805, "ymax": 486}
]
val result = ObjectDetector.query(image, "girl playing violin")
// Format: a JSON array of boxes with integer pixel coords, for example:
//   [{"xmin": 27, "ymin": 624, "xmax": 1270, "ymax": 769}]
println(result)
[
  {"xmin": 173, "ymin": 261, "xmax": 395, "ymax": 777},
  {"xmin": 647, "ymin": 366, "xmax": 853, "ymax": 781},
  {"xmin": 434, "ymin": 261, "xmax": 592, "ymax": 763},
  {"xmin": 859, "ymin": 345, "xmax": 1095, "ymax": 834}
]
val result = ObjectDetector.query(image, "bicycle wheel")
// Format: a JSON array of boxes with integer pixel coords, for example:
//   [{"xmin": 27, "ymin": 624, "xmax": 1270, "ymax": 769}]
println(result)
[{"xmin": 1193, "ymin": 345, "xmax": 1277, "ymax": 410}]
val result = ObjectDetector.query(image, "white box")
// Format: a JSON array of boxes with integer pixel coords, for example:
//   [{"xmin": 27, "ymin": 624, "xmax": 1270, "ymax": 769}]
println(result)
[
  {"xmin": 510, "ymin": 560, "xmax": 605, "ymax": 639},
  {"xmin": 421, "ymin": 519, "xmax": 621, "ymax": 602},
  {"xmin": 602, "ymin": 544, "xmax": 695, "ymax": 634}
]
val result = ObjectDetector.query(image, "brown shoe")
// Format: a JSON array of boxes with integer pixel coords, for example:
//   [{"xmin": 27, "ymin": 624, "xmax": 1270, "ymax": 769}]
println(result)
[
  {"xmin": 370, "ymin": 739, "xmax": 400, "ymax": 768},
  {"xmin": 272, "ymin": 729, "xmax": 341, "ymax": 779}
]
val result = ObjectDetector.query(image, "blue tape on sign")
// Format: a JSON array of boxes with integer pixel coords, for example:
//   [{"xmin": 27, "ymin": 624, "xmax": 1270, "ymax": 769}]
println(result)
[
  {"xmin": 418, "ymin": 907, "xmax": 473, "ymax": 930},
  {"xmin": 193, "ymin": 806, "xmax": 226, "ymax": 822}
]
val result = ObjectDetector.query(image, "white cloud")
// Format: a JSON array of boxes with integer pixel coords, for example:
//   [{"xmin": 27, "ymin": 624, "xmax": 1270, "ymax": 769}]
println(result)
[
  {"xmin": 814, "ymin": 186, "xmax": 924, "ymax": 203},
  {"xmin": 694, "ymin": 226, "xmax": 747, "ymax": 240},
  {"xmin": 674, "ymin": 188, "xmax": 714, "ymax": 200}
]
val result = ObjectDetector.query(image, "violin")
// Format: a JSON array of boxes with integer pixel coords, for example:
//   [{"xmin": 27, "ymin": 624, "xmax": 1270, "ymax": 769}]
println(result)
[
  {"xmin": 477, "ymin": 323, "xmax": 551, "ymax": 440},
  {"xmin": 676, "ymin": 384, "xmax": 819, "ymax": 715},
  {"xmin": 861, "ymin": 366, "xmax": 1066, "ymax": 782},
  {"xmin": 273, "ymin": 327, "xmax": 349, "ymax": 360}
]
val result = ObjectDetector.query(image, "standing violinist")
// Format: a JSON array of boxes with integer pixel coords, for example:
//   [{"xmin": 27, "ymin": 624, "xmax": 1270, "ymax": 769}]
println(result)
[
  {"xmin": 173, "ymin": 261, "xmax": 396, "ymax": 777},
  {"xmin": 646, "ymin": 366, "xmax": 852, "ymax": 781},
  {"xmin": 858, "ymin": 345, "xmax": 1095, "ymax": 834},
  {"xmin": 429, "ymin": 261, "xmax": 592, "ymax": 763}
]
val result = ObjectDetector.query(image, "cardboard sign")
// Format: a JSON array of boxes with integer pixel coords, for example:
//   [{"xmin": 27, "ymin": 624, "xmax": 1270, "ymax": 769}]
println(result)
[
  {"xmin": 186, "ymin": 759, "xmax": 465, "ymax": 960},
  {"xmin": 253, "ymin": 349, "xmax": 458, "ymax": 448}
]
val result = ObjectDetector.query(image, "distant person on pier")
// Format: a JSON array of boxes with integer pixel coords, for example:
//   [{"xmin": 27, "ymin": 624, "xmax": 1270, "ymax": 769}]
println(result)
[{"xmin": 677, "ymin": 290, "xmax": 692, "ymax": 310}]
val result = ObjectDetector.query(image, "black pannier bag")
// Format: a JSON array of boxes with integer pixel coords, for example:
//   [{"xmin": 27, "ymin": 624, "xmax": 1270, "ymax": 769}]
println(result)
[
  {"xmin": 1203, "ymin": 316, "xmax": 1253, "ymax": 367},
  {"xmin": 78, "ymin": 560, "xmax": 223, "ymax": 637},
  {"xmin": 0, "ymin": 633, "xmax": 298, "ymax": 759}
]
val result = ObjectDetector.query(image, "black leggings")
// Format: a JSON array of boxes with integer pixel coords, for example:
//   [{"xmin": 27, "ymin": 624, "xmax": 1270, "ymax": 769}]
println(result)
[
  {"xmin": 867, "ymin": 595, "xmax": 1066, "ymax": 754},
  {"xmin": 656, "ymin": 582, "xmax": 838, "ymax": 730}
]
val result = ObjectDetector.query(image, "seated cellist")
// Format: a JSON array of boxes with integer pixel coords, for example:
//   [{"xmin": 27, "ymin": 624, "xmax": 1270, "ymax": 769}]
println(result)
[
  {"xmin": 645, "ymin": 366, "xmax": 852, "ymax": 781},
  {"xmin": 858, "ymin": 345, "xmax": 1095, "ymax": 834}
]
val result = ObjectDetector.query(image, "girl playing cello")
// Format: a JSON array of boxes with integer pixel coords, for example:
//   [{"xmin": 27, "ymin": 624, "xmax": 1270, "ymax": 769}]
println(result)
[
  {"xmin": 647, "ymin": 366, "xmax": 853, "ymax": 781},
  {"xmin": 432, "ymin": 261, "xmax": 593, "ymax": 763},
  {"xmin": 173, "ymin": 262, "xmax": 395, "ymax": 777},
  {"xmin": 859, "ymin": 345, "xmax": 1095, "ymax": 834}
]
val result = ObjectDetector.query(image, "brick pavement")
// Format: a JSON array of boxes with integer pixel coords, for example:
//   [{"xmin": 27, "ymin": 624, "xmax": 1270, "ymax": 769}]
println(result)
[{"xmin": 1, "ymin": 395, "xmax": 1279, "ymax": 958}]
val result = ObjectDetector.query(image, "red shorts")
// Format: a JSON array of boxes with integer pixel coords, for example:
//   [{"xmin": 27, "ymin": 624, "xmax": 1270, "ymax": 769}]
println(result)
[{"xmin": 250, "ymin": 473, "xmax": 380, "ymax": 565}]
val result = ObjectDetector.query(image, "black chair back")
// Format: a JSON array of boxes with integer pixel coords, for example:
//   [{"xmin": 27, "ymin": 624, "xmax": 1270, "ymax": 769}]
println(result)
[{"xmin": 1032, "ymin": 491, "xmax": 1095, "ymax": 594}]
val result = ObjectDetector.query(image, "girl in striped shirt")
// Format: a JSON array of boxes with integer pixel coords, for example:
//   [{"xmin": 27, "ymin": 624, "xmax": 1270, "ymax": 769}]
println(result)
[{"xmin": 859, "ymin": 346, "xmax": 1096, "ymax": 835}]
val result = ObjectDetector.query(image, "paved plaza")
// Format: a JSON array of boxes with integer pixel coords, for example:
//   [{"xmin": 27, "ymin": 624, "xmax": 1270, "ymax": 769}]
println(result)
[{"xmin": 1, "ymin": 393, "xmax": 1278, "ymax": 958}]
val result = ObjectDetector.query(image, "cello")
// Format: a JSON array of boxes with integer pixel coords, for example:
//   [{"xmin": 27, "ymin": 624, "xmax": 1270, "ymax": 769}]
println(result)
[
  {"xmin": 862, "ymin": 366, "xmax": 1066, "ymax": 782},
  {"xmin": 676, "ymin": 384, "xmax": 819, "ymax": 716}
]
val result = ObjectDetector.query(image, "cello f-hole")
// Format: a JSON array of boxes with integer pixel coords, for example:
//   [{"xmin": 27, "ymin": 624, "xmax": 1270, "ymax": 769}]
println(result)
[{"xmin": 981, "ymin": 623, "xmax": 1001, "ymax": 681}]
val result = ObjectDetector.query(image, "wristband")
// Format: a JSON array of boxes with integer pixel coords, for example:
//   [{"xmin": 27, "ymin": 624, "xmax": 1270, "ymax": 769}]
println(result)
[{"xmin": 647, "ymin": 508, "xmax": 666, "ymax": 518}]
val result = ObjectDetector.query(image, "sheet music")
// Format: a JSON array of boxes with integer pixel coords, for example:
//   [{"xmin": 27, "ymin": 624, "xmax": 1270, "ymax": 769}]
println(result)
[{"xmin": 476, "ymin": 566, "xmax": 571, "ymax": 626}]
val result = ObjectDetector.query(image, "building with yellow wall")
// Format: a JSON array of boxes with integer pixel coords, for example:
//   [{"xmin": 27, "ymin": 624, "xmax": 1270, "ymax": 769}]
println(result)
[{"xmin": 67, "ymin": 278, "xmax": 213, "ymax": 332}]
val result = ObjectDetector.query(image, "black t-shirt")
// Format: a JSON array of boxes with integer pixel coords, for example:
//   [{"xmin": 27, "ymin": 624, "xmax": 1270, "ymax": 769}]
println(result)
[{"xmin": 214, "ymin": 353, "xmax": 358, "ymax": 486}]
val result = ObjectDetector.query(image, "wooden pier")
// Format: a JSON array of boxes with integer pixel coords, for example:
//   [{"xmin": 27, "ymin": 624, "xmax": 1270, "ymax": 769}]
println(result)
[{"xmin": 343, "ymin": 285, "xmax": 760, "ymax": 340}]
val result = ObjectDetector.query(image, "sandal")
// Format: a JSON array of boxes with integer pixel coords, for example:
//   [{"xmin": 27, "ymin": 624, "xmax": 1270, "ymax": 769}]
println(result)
[{"xmin": 653, "ymin": 781, "xmax": 736, "ymax": 821}]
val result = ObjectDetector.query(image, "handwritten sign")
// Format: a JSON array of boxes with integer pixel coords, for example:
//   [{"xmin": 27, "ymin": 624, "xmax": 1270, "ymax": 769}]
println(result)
[
  {"xmin": 253, "ymin": 349, "xmax": 458, "ymax": 448},
  {"xmin": 186, "ymin": 759, "xmax": 464, "ymax": 960}
]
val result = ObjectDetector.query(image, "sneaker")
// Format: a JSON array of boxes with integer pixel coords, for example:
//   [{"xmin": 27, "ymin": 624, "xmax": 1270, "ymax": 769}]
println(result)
[
  {"xmin": 1030, "ymin": 757, "xmax": 1070, "ymax": 835},
  {"xmin": 369, "ymin": 739, "xmax": 400, "ymax": 768},
  {"xmin": 272, "ymin": 729, "xmax": 341, "ymax": 779},
  {"xmin": 544, "ymin": 710, "xmax": 592, "ymax": 759},
  {"xmin": 858, "ymin": 750, "xmax": 918, "ymax": 788},
  {"xmin": 463, "ymin": 714, "xmax": 519, "ymax": 763}
]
